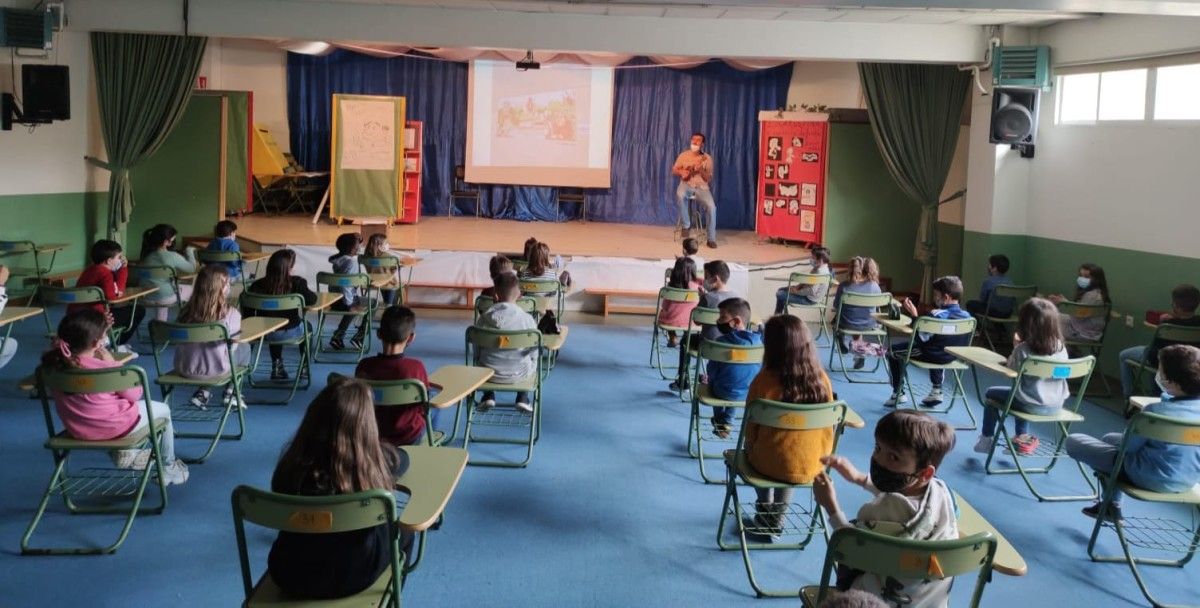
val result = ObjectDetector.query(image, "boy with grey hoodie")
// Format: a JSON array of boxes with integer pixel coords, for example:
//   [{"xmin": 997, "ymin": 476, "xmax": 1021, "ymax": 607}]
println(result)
[{"xmin": 475, "ymin": 271, "xmax": 538, "ymax": 413}]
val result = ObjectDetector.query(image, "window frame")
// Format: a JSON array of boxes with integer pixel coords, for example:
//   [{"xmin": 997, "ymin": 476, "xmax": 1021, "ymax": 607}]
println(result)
[{"xmin": 1052, "ymin": 59, "xmax": 1200, "ymax": 127}]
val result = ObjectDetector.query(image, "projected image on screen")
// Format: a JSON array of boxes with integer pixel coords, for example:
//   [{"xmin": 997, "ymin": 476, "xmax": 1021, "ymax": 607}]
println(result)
[{"xmin": 467, "ymin": 60, "xmax": 614, "ymax": 188}]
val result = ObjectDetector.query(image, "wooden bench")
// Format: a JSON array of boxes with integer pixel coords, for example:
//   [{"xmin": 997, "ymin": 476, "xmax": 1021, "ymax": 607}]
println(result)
[
  {"xmin": 405, "ymin": 283, "xmax": 491, "ymax": 310},
  {"xmin": 584, "ymin": 288, "xmax": 659, "ymax": 317}
]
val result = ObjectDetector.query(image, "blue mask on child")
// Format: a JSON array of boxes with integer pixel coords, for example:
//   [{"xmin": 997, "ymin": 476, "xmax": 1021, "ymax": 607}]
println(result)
[{"xmin": 1076, "ymin": 276, "xmax": 1091, "ymax": 289}]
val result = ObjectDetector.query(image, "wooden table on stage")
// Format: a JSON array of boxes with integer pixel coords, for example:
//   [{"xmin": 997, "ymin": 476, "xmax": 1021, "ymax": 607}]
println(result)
[
  {"xmin": 428, "ymin": 365, "xmax": 494, "ymax": 409},
  {"xmin": 395, "ymin": 446, "xmax": 468, "ymax": 531},
  {"xmin": 236, "ymin": 317, "xmax": 288, "ymax": 344}
]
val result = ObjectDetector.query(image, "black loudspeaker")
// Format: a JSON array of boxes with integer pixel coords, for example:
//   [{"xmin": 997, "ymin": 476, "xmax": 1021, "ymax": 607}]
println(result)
[
  {"xmin": 22, "ymin": 64, "xmax": 70, "ymax": 121},
  {"xmin": 989, "ymin": 86, "xmax": 1039, "ymax": 146}
]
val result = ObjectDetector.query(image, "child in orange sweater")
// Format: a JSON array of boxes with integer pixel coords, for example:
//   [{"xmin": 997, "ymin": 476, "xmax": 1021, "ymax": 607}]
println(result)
[{"xmin": 741, "ymin": 314, "xmax": 835, "ymax": 540}]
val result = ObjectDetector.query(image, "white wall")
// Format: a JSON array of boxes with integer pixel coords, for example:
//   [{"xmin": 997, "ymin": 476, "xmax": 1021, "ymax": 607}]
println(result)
[
  {"xmin": 1040, "ymin": 15, "xmax": 1200, "ymax": 66},
  {"xmin": 199, "ymin": 38, "xmax": 291, "ymax": 152},
  {"xmin": 0, "ymin": 28, "xmax": 104, "ymax": 195},
  {"xmin": 787, "ymin": 61, "xmax": 863, "ymax": 110}
]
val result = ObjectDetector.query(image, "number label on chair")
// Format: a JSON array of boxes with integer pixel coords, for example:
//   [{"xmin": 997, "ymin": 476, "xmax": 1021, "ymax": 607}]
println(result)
[
  {"xmin": 60, "ymin": 293, "xmax": 77, "ymax": 302},
  {"xmin": 498, "ymin": 335, "xmax": 511, "ymax": 348},
  {"xmin": 685, "ymin": 293, "xmax": 699, "ymax": 302},
  {"xmin": 898, "ymin": 552, "xmax": 943, "ymax": 577},
  {"xmin": 373, "ymin": 389, "xmax": 387, "ymax": 403},
  {"xmin": 287, "ymin": 510, "xmax": 333, "ymax": 532},
  {"xmin": 777, "ymin": 413, "xmax": 806, "ymax": 427},
  {"xmin": 1182, "ymin": 429, "xmax": 1200, "ymax": 445},
  {"xmin": 135, "ymin": 270, "xmax": 152, "ymax": 280},
  {"xmin": 261, "ymin": 301, "xmax": 280, "ymax": 309},
  {"xmin": 169, "ymin": 329, "xmax": 190, "ymax": 341},
  {"xmin": 1052, "ymin": 366, "xmax": 1071, "ymax": 378},
  {"xmin": 728, "ymin": 350, "xmax": 749, "ymax": 362},
  {"xmin": 1076, "ymin": 309, "xmax": 1093, "ymax": 318},
  {"xmin": 67, "ymin": 377, "xmax": 95, "ymax": 392},
  {"xmin": 336, "ymin": 278, "xmax": 353, "ymax": 286},
  {"xmin": 941, "ymin": 324, "xmax": 956, "ymax": 334},
  {"xmin": 0, "ymin": 243, "xmax": 14, "ymax": 250}
]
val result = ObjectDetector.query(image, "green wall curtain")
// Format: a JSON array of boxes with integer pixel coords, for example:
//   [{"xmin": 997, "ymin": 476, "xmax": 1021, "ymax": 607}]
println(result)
[
  {"xmin": 858, "ymin": 63, "xmax": 968, "ymax": 298},
  {"xmin": 91, "ymin": 32, "xmax": 207, "ymax": 241}
]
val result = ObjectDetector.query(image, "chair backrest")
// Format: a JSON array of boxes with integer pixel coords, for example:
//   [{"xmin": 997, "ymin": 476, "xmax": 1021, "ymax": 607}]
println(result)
[
  {"xmin": 362, "ymin": 377, "xmax": 429, "ymax": 408},
  {"xmin": 1015, "ymin": 354, "xmax": 1095, "ymax": 381},
  {"xmin": 148, "ymin": 320, "xmax": 232, "ymax": 346},
  {"xmin": 36, "ymin": 365, "xmax": 156, "ymax": 440},
  {"xmin": 240, "ymin": 292, "xmax": 305, "ymax": 313},
  {"xmin": 787, "ymin": 271, "xmax": 831, "ymax": 288},
  {"xmin": 698, "ymin": 339, "xmax": 764, "ymax": 364},
  {"xmin": 839, "ymin": 291, "xmax": 893, "ymax": 309},
  {"xmin": 1126, "ymin": 410, "xmax": 1200, "ymax": 446},
  {"xmin": 689, "ymin": 306, "xmax": 720, "ymax": 327},
  {"xmin": 196, "ymin": 249, "xmax": 243, "ymax": 264},
  {"xmin": 40, "ymin": 285, "xmax": 107, "ymax": 306},
  {"xmin": 315, "ymin": 271, "xmax": 371, "ymax": 291},
  {"xmin": 230, "ymin": 485, "xmax": 402, "ymax": 602},
  {"xmin": 358, "ymin": 255, "xmax": 401, "ymax": 274},
  {"xmin": 744, "ymin": 399, "xmax": 847, "ymax": 431},
  {"xmin": 0, "ymin": 240, "xmax": 36, "ymax": 254},
  {"xmin": 912, "ymin": 316, "xmax": 977, "ymax": 336},
  {"xmin": 474, "ymin": 295, "xmax": 538, "ymax": 319},
  {"xmin": 991, "ymin": 284, "xmax": 1037, "ymax": 301},
  {"xmin": 657, "ymin": 286, "xmax": 700, "ymax": 307},
  {"xmin": 465, "ymin": 326, "xmax": 543, "ymax": 351},
  {"xmin": 519, "ymin": 277, "xmax": 561, "ymax": 295},
  {"xmin": 1153, "ymin": 323, "xmax": 1200, "ymax": 345},
  {"xmin": 129, "ymin": 264, "xmax": 180, "ymax": 283},
  {"xmin": 814, "ymin": 527, "xmax": 997, "ymax": 608},
  {"xmin": 1056, "ymin": 300, "xmax": 1111, "ymax": 321}
]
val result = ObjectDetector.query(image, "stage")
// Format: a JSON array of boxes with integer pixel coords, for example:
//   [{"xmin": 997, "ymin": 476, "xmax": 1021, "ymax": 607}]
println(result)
[
  {"xmin": 227, "ymin": 214, "xmax": 812, "ymax": 314},
  {"xmin": 232, "ymin": 214, "xmax": 810, "ymax": 266}
]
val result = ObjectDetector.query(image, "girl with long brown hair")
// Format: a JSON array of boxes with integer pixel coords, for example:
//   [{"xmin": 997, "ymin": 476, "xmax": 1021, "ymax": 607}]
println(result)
[
  {"xmin": 1048, "ymin": 262, "xmax": 1111, "ymax": 342},
  {"xmin": 831, "ymin": 256, "xmax": 884, "ymax": 368},
  {"xmin": 741, "ymin": 314, "xmax": 835, "ymax": 538},
  {"xmin": 267, "ymin": 376, "xmax": 412, "ymax": 599},
  {"xmin": 175, "ymin": 265, "xmax": 249, "ymax": 408},
  {"xmin": 246, "ymin": 249, "xmax": 317, "ymax": 380},
  {"xmin": 974, "ymin": 297, "xmax": 1070, "ymax": 456}
]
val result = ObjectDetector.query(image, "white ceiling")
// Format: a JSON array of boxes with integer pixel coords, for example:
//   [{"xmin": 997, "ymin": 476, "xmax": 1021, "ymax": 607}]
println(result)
[{"xmin": 295, "ymin": 0, "xmax": 1096, "ymax": 25}]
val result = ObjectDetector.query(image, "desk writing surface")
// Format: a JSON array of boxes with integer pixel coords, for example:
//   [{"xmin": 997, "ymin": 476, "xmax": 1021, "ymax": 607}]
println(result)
[
  {"xmin": 946, "ymin": 346, "xmax": 1017, "ymax": 379},
  {"xmin": 428, "ymin": 365, "xmax": 494, "ymax": 409},
  {"xmin": 954, "ymin": 491, "xmax": 1027, "ymax": 577},
  {"xmin": 35, "ymin": 243, "xmax": 69, "ymax": 254},
  {"xmin": 110, "ymin": 287, "xmax": 158, "ymax": 305},
  {"xmin": 0, "ymin": 306, "xmax": 43, "ymax": 326},
  {"xmin": 240, "ymin": 251, "xmax": 271, "ymax": 263},
  {"xmin": 543, "ymin": 325, "xmax": 569, "ymax": 352},
  {"xmin": 307, "ymin": 292, "xmax": 342, "ymax": 312},
  {"xmin": 395, "ymin": 446, "xmax": 468, "ymax": 531},
  {"xmin": 872, "ymin": 313, "xmax": 913, "ymax": 335},
  {"xmin": 237, "ymin": 317, "xmax": 288, "ymax": 343},
  {"xmin": 842, "ymin": 405, "xmax": 865, "ymax": 430},
  {"xmin": 1129, "ymin": 396, "xmax": 1161, "ymax": 411}
]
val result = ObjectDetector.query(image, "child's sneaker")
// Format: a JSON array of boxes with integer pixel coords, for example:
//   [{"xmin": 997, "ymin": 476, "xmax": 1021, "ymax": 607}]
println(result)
[
  {"xmin": 1011, "ymin": 433, "xmax": 1040, "ymax": 455},
  {"xmin": 189, "ymin": 388, "xmax": 212, "ymax": 409},
  {"xmin": 852, "ymin": 356, "xmax": 866, "ymax": 370},
  {"xmin": 972, "ymin": 435, "xmax": 994, "ymax": 454},
  {"xmin": 328, "ymin": 336, "xmax": 346, "ymax": 350},
  {"xmin": 921, "ymin": 388, "xmax": 944, "ymax": 406},
  {"xmin": 349, "ymin": 335, "xmax": 365, "ymax": 351},
  {"xmin": 669, "ymin": 379, "xmax": 689, "ymax": 392},
  {"xmin": 1082, "ymin": 502, "xmax": 1123, "ymax": 523},
  {"xmin": 476, "ymin": 398, "xmax": 496, "ymax": 412},
  {"xmin": 160, "ymin": 459, "xmax": 190, "ymax": 486},
  {"xmin": 222, "ymin": 386, "xmax": 247, "ymax": 410},
  {"xmin": 514, "ymin": 400, "xmax": 533, "ymax": 414},
  {"xmin": 711, "ymin": 418, "xmax": 732, "ymax": 439},
  {"xmin": 666, "ymin": 335, "xmax": 678, "ymax": 348},
  {"xmin": 270, "ymin": 360, "xmax": 289, "ymax": 380},
  {"xmin": 884, "ymin": 392, "xmax": 909, "ymax": 407}
]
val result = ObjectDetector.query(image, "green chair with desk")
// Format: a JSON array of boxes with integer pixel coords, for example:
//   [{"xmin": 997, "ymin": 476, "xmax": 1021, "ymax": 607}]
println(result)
[
  {"xmin": 312, "ymin": 271, "xmax": 376, "ymax": 364},
  {"xmin": 689, "ymin": 339, "xmax": 765, "ymax": 484},
  {"xmin": 130, "ymin": 264, "xmax": 187, "ymax": 339},
  {"xmin": 783, "ymin": 271, "xmax": 836, "ymax": 346},
  {"xmin": 0, "ymin": 239, "xmax": 59, "ymax": 303},
  {"xmin": 519, "ymin": 277, "xmax": 564, "ymax": 320},
  {"xmin": 462, "ymin": 326, "xmax": 544, "ymax": 468},
  {"xmin": 343, "ymin": 374, "xmax": 444, "ymax": 447},
  {"xmin": 21, "ymin": 366, "xmax": 170, "ymax": 555},
  {"xmin": 197, "ymin": 249, "xmax": 252, "ymax": 293},
  {"xmin": 828, "ymin": 291, "xmax": 894, "ymax": 384},
  {"xmin": 473, "ymin": 294, "xmax": 538, "ymax": 324},
  {"xmin": 1085, "ymin": 410, "xmax": 1200, "ymax": 608},
  {"xmin": 231, "ymin": 486, "xmax": 407, "ymax": 608},
  {"xmin": 240, "ymin": 293, "xmax": 311, "ymax": 405},
  {"xmin": 147, "ymin": 320, "xmax": 249, "ymax": 463},
  {"xmin": 358, "ymin": 254, "xmax": 406, "ymax": 306},
  {"xmin": 981, "ymin": 355, "xmax": 1099, "ymax": 502},
  {"xmin": 676, "ymin": 306, "xmax": 720, "ymax": 402},
  {"xmin": 1058, "ymin": 300, "xmax": 1115, "ymax": 396},
  {"xmin": 717, "ymin": 398, "xmax": 849, "ymax": 597},
  {"xmin": 38, "ymin": 285, "xmax": 140, "ymax": 347},
  {"xmin": 1126, "ymin": 324, "xmax": 1200, "ymax": 399},
  {"xmin": 650, "ymin": 286, "xmax": 700, "ymax": 380},
  {"xmin": 894, "ymin": 317, "xmax": 978, "ymax": 430},
  {"xmin": 799, "ymin": 527, "xmax": 999, "ymax": 608},
  {"xmin": 978, "ymin": 284, "xmax": 1037, "ymax": 352}
]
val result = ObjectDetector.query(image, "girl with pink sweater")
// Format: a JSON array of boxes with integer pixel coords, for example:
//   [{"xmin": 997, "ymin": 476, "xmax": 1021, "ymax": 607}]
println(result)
[
  {"xmin": 659, "ymin": 257, "xmax": 702, "ymax": 348},
  {"xmin": 42, "ymin": 309, "xmax": 189, "ymax": 485}
]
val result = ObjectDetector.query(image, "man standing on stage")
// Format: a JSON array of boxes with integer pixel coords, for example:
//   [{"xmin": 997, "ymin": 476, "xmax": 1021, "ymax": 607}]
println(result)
[{"xmin": 673, "ymin": 132, "xmax": 718, "ymax": 248}]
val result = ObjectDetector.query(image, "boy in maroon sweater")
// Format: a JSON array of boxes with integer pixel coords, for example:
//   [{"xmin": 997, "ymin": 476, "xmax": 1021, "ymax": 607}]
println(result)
[
  {"xmin": 354, "ymin": 305, "xmax": 430, "ymax": 445},
  {"xmin": 70, "ymin": 239, "xmax": 145, "ymax": 346}
]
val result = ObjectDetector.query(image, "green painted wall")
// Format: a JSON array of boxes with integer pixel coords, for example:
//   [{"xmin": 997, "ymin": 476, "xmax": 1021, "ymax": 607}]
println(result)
[
  {"xmin": 1, "ymin": 192, "xmax": 109, "ymax": 290},
  {"xmin": 962, "ymin": 229, "xmax": 1200, "ymax": 379},
  {"xmin": 129, "ymin": 95, "xmax": 224, "ymax": 250}
]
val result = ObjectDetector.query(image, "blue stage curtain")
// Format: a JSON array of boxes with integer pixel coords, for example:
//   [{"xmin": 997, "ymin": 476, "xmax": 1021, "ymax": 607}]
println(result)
[{"xmin": 287, "ymin": 51, "xmax": 791, "ymax": 230}]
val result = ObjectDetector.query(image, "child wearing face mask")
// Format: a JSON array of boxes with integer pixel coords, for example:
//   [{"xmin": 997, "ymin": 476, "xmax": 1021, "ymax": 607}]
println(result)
[
  {"xmin": 1047, "ymin": 263, "xmax": 1110, "ymax": 343},
  {"xmin": 774, "ymin": 246, "xmax": 832, "ymax": 315},
  {"xmin": 884, "ymin": 276, "xmax": 972, "ymax": 408},
  {"xmin": 1067, "ymin": 344, "xmax": 1200, "ymax": 523},
  {"xmin": 362, "ymin": 233, "xmax": 400, "ymax": 307},
  {"xmin": 173, "ymin": 265, "xmax": 249, "ymax": 409},
  {"xmin": 813, "ymin": 410, "xmax": 958, "ymax": 607},
  {"xmin": 704, "ymin": 297, "xmax": 762, "ymax": 437},
  {"xmin": 71, "ymin": 239, "xmax": 145, "ymax": 347},
  {"xmin": 670, "ymin": 260, "xmax": 738, "ymax": 392}
]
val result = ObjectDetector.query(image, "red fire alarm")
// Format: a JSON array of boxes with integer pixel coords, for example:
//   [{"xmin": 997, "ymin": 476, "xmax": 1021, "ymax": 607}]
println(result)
[{"xmin": 197, "ymin": 76, "xmax": 208, "ymax": 90}]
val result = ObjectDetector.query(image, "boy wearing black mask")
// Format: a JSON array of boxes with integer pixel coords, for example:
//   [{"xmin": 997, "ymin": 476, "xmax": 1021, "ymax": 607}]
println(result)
[
  {"xmin": 812, "ymin": 410, "xmax": 958, "ymax": 606},
  {"xmin": 704, "ymin": 297, "xmax": 762, "ymax": 438}
]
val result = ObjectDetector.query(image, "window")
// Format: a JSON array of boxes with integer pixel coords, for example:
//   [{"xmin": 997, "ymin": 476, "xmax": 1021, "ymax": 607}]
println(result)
[
  {"xmin": 1098, "ymin": 69, "xmax": 1147, "ymax": 120},
  {"xmin": 1058, "ymin": 73, "xmax": 1099, "ymax": 122},
  {"xmin": 1154, "ymin": 63, "xmax": 1200, "ymax": 120}
]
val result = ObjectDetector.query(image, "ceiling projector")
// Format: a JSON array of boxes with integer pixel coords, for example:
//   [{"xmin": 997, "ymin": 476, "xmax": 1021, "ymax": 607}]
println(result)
[{"xmin": 516, "ymin": 50, "xmax": 540, "ymax": 71}]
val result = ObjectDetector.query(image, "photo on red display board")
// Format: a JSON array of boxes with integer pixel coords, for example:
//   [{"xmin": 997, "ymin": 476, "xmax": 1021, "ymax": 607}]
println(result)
[{"xmin": 755, "ymin": 118, "xmax": 827, "ymax": 243}]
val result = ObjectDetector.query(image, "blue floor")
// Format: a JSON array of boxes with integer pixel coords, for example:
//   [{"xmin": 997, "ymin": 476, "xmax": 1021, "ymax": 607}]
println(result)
[{"xmin": 0, "ymin": 313, "xmax": 1194, "ymax": 607}]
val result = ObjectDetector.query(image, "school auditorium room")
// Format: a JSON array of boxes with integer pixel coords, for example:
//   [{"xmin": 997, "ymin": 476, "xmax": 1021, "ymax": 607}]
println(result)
[{"xmin": 1, "ymin": 0, "xmax": 1198, "ymax": 605}]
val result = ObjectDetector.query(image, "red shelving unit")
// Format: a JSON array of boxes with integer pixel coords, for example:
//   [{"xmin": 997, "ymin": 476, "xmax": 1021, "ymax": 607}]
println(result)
[{"xmin": 397, "ymin": 120, "xmax": 423, "ymax": 224}]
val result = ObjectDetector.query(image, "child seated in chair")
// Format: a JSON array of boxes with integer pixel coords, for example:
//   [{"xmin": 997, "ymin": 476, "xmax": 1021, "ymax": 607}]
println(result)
[
  {"xmin": 72, "ymin": 239, "xmax": 145, "ymax": 348},
  {"xmin": 1067, "ymin": 344, "xmax": 1200, "ymax": 522},
  {"xmin": 356, "ymin": 305, "xmax": 430, "ymax": 446},
  {"xmin": 206, "ymin": 220, "xmax": 242, "ymax": 279},
  {"xmin": 774, "ymin": 246, "xmax": 831, "ymax": 315},
  {"xmin": 813, "ymin": 410, "xmax": 958, "ymax": 608},
  {"xmin": 964, "ymin": 254, "xmax": 1014, "ymax": 319},
  {"xmin": 327, "ymin": 232, "xmax": 368, "ymax": 351},
  {"xmin": 670, "ymin": 260, "xmax": 738, "ymax": 392},
  {"xmin": 481, "ymin": 254, "xmax": 515, "ymax": 300},
  {"xmin": 681, "ymin": 237, "xmax": 704, "ymax": 279},
  {"xmin": 1118, "ymin": 284, "xmax": 1200, "ymax": 397},
  {"xmin": 474, "ymin": 272, "xmax": 538, "ymax": 413},
  {"xmin": 659, "ymin": 256, "xmax": 702, "ymax": 348},
  {"xmin": 885, "ymin": 276, "xmax": 971, "ymax": 408},
  {"xmin": 1047, "ymin": 263, "xmax": 1110, "ymax": 343},
  {"xmin": 706, "ymin": 297, "xmax": 762, "ymax": 438},
  {"xmin": 832, "ymin": 256, "xmax": 883, "ymax": 370}
]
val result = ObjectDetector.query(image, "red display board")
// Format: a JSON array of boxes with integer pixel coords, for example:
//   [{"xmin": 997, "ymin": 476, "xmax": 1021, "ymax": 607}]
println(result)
[{"xmin": 755, "ymin": 117, "xmax": 828, "ymax": 244}]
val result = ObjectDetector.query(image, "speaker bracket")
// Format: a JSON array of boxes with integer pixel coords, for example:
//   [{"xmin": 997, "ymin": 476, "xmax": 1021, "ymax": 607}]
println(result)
[{"xmin": 2, "ymin": 93, "xmax": 52, "ymax": 131}]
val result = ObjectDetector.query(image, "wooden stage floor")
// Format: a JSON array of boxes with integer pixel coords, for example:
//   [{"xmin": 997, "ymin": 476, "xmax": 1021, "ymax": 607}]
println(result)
[{"xmin": 234, "ymin": 215, "xmax": 809, "ymax": 265}]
